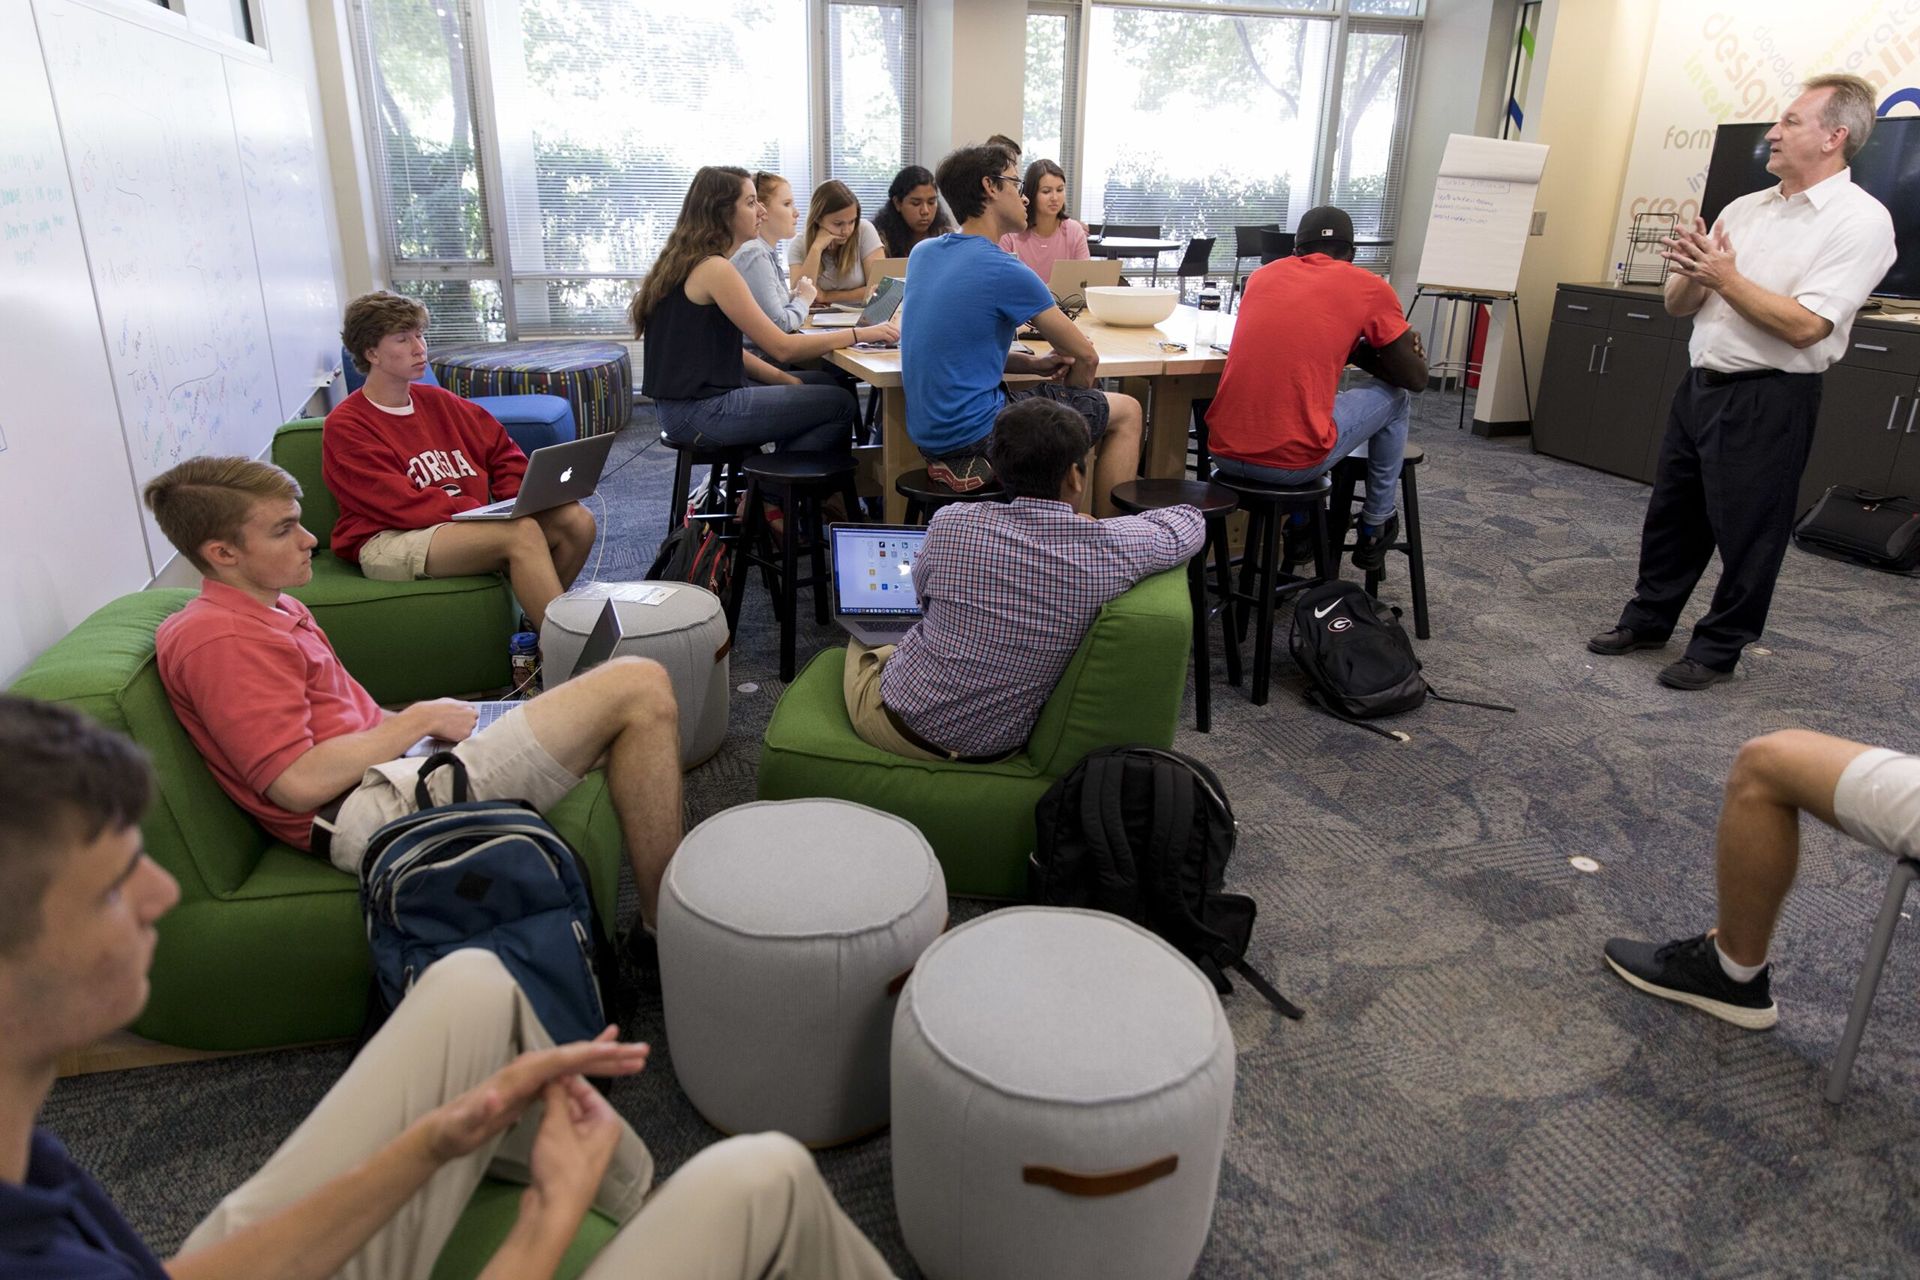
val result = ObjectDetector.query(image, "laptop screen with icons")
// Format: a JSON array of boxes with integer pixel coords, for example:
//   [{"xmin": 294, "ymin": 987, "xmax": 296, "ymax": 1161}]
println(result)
[{"xmin": 829, "ymin": 525, "xmax": 927, "ymax": 616}]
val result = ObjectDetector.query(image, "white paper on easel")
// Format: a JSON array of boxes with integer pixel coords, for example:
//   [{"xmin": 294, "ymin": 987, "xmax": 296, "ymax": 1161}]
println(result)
[{"xmin": 1415, "ymin": 135, "xmax": 1551, "ymax": 296}]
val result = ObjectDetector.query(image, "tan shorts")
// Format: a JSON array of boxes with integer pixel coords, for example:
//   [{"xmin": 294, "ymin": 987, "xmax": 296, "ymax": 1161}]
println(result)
[
  {"xmin": 1833, "ymin": 748, "xmax": 1920, "ymax": 862},
  {"xmin": 841, "ymin": 641, "xmax": 945, "ymax": 762},
  {"xmin": 316, "ymin": 706, "xmax": 584, "ymax": 874},
  {"xmin": 357, "ymin": 524, "xmax": 449, "ymax": 581}
]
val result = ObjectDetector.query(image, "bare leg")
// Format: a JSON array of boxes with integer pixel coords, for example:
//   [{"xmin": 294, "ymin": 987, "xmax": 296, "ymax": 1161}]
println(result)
[
  {"xmin": 1712, "ymin": 730, "xmax": 1875, "ymax": 966},
  {"xmin": 425, "ymin": 519, "xmax": 566, "ymax": 630},
  {"xmin": 518, "ymin": 658, "xmax": 682, "ymax": 926},
  {"xmin": 533, "ymin": 501, "xmax": 596, "ymax": 589},
  {"xmin": 1091, "ymin": 392, "xmax": 1144, "ymax": 519}
]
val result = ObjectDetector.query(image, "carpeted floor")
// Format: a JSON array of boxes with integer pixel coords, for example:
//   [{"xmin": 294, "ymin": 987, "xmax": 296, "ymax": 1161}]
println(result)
[{"xmin": 43, "ymin": 390, "xmax": 1920, "ymax": 1276}]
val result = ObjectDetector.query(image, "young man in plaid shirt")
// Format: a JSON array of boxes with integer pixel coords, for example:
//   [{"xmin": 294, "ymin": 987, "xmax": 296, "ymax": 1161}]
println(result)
[{"xmin": 843, "ymin": 399, "xmax": 1203, "ymax": 761}]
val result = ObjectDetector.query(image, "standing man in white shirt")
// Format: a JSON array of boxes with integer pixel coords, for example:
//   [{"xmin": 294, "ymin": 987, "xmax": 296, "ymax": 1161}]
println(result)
[{"xmin": 1588, "ymin": 73, "xmax": 1896, "ymax": 690}]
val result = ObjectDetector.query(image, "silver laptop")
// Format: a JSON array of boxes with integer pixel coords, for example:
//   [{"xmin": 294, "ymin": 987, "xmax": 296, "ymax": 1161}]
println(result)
[
  {"xmin": 403, "ymin": 599, "xmax": 623, "ymax": 757},
  {"xmin": 830, "ymin": 523, "xmax": 927, "ymax": 646},
  {"xmin": 452, "ymin": 431, "xmax": 616, "ymax": 521},
  {"xmin": 1048, "ymin": 258, "xmax": 1122, "ymax": 305},
  {"xmin": 813, "ymin": 276, "xmax": 906, "ymax": 328}
]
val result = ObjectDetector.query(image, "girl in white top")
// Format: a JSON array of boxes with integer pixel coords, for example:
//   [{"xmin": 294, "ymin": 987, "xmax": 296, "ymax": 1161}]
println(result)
[
  {"xmin": 1000, "ymin": 159, "xmax": 1090, "ymax": 284},
  {"xmin": 789, "ymin": 180, "xmax": 884, "ymax": 304},
  {"xmin": 731, "ymin": 171, "xmax": 817, "ymax": 338}
]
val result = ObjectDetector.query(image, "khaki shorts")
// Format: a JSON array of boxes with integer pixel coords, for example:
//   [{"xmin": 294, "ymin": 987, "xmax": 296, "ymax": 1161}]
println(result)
[
  {"xmin": 358, "ymin": 524, "xmax": 448, "ymax": 581},
  {"xmin": 315, "ymin": 706, "xmax": 583, "ymax": 874},
  {"xmin": 1833, "ymin": 748, "xmax": 1920, "ymax": 862}
]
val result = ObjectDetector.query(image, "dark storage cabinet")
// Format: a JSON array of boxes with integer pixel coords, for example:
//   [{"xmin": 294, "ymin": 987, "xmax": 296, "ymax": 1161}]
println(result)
[{"xmin": 1535, "ymin": 282, "xmax": 1920, "ymax": 508}]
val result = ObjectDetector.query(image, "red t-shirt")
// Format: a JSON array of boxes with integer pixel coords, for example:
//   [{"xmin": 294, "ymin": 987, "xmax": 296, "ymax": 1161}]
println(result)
[
  {"xmin": 323, "ymin": 385, "xmax": 528, "ymax": 564},
  {"xmin": 1206, "ymin": 255, "xmax": 1409, "ymax": 471},
  {"xmin": 156, "ymin": 581, "xmax": 384, "ymax": 850}
]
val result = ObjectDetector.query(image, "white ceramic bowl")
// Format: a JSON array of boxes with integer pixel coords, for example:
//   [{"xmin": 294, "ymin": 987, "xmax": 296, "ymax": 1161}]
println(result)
[{"xmin": 1082, "ymin": 286, "xmax": 1179, "ymax": 328}]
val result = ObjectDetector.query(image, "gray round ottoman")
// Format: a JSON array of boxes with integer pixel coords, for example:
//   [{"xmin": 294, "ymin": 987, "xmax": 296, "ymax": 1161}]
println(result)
[
  {"xmin": 892, "ymin": 907, "xmax": 1235, "ymax": 1280},
  {"xmin": 659, "ymin": 799, "xmax": 947, "ymax": 1146},
  {"xmin": 540, "ymin": 583, "xmax": 730, "ymax": 768}
]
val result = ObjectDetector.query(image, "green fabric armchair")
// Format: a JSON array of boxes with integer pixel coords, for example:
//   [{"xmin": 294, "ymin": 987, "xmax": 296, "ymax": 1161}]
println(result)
[
  {"xmin": 756, "ymin": 568, "xmax": 1192, "ymax": 898},
  {"xmin": 271, "ymin": 418, "xmax": 512, "ymax": 704},
  {"xmin": 9, "ymin": 590, "xmax": 625, "ymax": 1051}
]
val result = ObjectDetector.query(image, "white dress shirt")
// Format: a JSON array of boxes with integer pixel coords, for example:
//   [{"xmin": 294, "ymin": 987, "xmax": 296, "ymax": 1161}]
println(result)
[{"xmin": 1688, "ymin": 167, "xmax": 1896, "ymax": 375}]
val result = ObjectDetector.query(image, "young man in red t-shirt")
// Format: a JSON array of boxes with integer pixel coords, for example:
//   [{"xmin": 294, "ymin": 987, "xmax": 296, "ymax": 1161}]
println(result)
[
  {"xmin": 1205, "ymin": 206, "xmax": 1429, "ymax": 569},
  {"xmin": 325, "ymin": 292, "xmax": 596, "ymax": 631},
  {"xmin": 143, "ymin": 456, "xmax": 680, "ymax": 928}
]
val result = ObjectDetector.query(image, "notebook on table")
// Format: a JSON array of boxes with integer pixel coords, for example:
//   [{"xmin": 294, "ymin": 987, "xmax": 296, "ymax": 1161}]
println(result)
[
  {"xmin": 451, "ymin": 431, "xmax": 616, "ymax": 522},
  {"xmin": 829, "ymin": 523, "xmax": 927, "ymax": 646}
]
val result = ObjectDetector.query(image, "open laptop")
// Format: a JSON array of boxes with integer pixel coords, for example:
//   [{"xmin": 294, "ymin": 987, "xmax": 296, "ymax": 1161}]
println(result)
[
  {"xmin": 865, "ymin": 257, "xmax": 908, "ymax": 290},
  {"xmin": 813, "ymin": 276, "xmax": 905, "ymax": 328},
  {"xmin": 451, "ymin": 431, "xmax": 616, "ymax": 522},
  {"xmin": 829, "ymin": 523, "xmax": 927, "ymax": 645},
  {"xmin": 1048, "ymin": 258, "xmax": 1122, "ymax": 305},
  {"xmin": 403, "ymin": 599, "xmax": 624, "ymax": 757}
]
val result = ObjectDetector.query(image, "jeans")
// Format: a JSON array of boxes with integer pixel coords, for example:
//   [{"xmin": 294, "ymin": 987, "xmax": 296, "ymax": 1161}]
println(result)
[
  {"xmin": 656, "ymin": 379, "xmax": 858, "ymax": 454},
  {"xmin": 1212, "ymin": 377, "xmax": 1410, "ymax": 526}
]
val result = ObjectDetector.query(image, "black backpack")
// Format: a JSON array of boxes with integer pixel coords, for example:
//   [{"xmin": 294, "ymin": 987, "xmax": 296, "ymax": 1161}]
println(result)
[
  {"xmin": 1792, "ymin": 485, "xmax": 1920, "ymax": 576},
  {"xmin": 1288, "ymin": 580, "xmax": 1512, "ymax": 739},
  {"xmin": 646, "ymin": 518, "xmax": 731, "ymax": 597},
  {"xmin": 1030, "ymin": 745, "xmax": 1302, "ymax": 1019}
]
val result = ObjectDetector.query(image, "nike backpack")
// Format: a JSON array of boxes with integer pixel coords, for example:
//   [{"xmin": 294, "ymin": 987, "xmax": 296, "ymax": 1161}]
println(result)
[
  {"xmin": 360, "ymin": 753, "xmax": 614, "ymax": 1046},
  {"xmin": 1289, "ymin": 580, "xmax": 1514, "ymax": 739},
  {"xmin": 1030, "ymin": 745, "xmax": 1303, "ymax": 1019}
]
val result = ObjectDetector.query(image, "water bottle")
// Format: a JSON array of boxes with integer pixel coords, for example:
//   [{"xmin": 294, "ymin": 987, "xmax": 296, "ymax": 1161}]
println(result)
[
  {"xmin": 509, "ymin": 631, "xmax": 540, "ymax": 697},
  {"xmin": 1194, "ymin": 281, "xmax": 1223, "ymax": 349}
]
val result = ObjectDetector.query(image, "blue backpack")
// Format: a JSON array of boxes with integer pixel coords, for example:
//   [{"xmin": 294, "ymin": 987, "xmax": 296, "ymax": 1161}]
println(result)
[{"xmin": 359, "ymin": 753, "xmax": 611, "ymax": 1046}]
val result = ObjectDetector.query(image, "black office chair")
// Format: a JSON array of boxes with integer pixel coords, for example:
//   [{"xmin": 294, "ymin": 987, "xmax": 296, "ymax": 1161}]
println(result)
[
  {"xmin": 1172, "ymin": 236, "xmax": 1216, "ymax": 302},
  {"xmin": 1257, "ymin": 229, "xmax": 1295, "ymax": 264},
  {"xmin": 1232, "ymin": 224, "xmax": 1278, "ymax": 306},
  {"xmin": 1100, "ymin": 223, "xmax": 1162, "ymax": 240}
]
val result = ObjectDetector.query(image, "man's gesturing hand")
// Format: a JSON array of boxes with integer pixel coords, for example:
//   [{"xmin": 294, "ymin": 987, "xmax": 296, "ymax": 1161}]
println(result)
[
  {"xmin": 1661, "ymin": 219, "xmax": 1738, "ymax": 293},
  {"xmin": 421, "ymin": 1030, "xmax": 649, "ymax": 1164}
]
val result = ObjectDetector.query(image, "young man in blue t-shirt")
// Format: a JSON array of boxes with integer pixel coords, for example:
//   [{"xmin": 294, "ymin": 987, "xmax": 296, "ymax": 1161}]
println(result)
[{"xmin": 900, "ymin": 142, "xmax": 1142, "ymax": 517}]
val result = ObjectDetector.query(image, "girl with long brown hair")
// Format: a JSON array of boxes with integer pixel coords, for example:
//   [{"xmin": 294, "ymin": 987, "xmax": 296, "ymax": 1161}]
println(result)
[
  {"xmin": 788, "ymin": 180, "xmax": 884, "ymax": 304},
  {"xmin": 999, "ymin": 158, "xmax": 1089, "ymax": 283},
  {"xmin": 632, "ymin": 167, "xmax": 896, "ymax": 454}
]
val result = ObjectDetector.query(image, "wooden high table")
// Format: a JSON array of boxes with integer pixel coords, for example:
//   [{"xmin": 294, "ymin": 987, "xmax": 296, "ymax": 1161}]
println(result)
[{"xmin": 826, "ymin": 305, "xmax": 1232, "ymax": 520}]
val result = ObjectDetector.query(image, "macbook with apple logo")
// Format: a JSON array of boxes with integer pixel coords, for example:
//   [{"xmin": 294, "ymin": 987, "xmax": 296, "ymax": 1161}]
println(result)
[{"xmin": 452, "ymin": 430, "xmax": 617, "ymax": 521}]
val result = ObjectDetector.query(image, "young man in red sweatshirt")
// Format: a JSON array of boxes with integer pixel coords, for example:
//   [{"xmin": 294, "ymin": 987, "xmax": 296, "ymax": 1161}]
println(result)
[{"xmin": 324, "ymin": 292, "xmax": 597, "ymax": 631}]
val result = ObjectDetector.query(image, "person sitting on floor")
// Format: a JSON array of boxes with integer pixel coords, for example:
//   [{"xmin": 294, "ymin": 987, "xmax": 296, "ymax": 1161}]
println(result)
[
  {"xmin": 899, "ymin": 141, "xmax": 1142, "ymax": 517},
  {"xmin": 1204, "ymin": 205, "xmax": 1428, "ymax": 571},
  {"xmin": 324, "ymin": 291, "xmax": 594, "ymax": 633},
  {"xmin": 844, "ymin": 398, "xmax": 1202, "ymax": 762},
  {"xmin": 0, "ymin": 694, "xmax": 893, "ymax": 1280},
  {"xmin": 1605, "ymin": 730, "xmax": 1920, "ymax": 1029},
  {"xmin": 142, "ymin": 456, "xmax": 681, "ymax": 930}
]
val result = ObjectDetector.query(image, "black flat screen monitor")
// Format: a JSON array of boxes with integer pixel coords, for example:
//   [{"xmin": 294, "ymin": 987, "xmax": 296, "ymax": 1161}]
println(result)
[{"xmin": 1699, "ymin": 117, "xmax": 1920, "ymax": 300}]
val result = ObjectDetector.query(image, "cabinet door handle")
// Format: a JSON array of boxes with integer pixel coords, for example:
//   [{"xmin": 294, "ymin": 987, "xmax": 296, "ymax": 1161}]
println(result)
[
  {"xmin": 1626, "ymin": 311, "xmax": 1651, "ymax": 320},
  {"xmin": 1566, "ymin": 304, "xmax": 1592, "ymax": 312},
  {"xmin": 1855, "ymin": 342, "xmax": 1890, "ymax": 353},
  {"xmin": 1908, "ymin": 399, "xmax": 1919, "ymax": 435},
  {"xmin": 1888, "ymin": 397, "xmax": 1905, "ymax": 431},
  {"xmin": 1598, "ymin": 341, "xmax": 1611, "ymax": 375},
  {"xmin": 1586, "ymin": 344, "xmax": 1599, "ymax": 373}
]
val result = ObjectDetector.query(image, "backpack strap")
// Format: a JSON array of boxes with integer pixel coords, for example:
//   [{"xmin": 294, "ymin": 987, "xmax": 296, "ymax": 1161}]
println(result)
[
  {"xmin": 1423, "ymin": 683, "xmax": 1517, "ymax": 713},
  {"xmin": 1302, "ymin": 689, "xmax": 1411, "ymax": 742},
  {"xmin": 1080, "ymin": 754, "xmax": 1139, "ymax": 917},
  {"xmin": 414, "ymin": 751, "xmax": 471, "ymax": 808},
  {"xmin": 1229, "ymin": 958, "xmax": 1306, "ymax": 1020}
]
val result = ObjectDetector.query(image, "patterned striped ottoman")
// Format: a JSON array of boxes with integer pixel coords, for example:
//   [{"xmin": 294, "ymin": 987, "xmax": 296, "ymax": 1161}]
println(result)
[{"xmin": 429, "ymin": 340, "xmax": 633, "ymax": 438}]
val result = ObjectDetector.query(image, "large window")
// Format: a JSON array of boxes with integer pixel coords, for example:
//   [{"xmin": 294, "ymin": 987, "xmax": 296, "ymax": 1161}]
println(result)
[
  {"xmin": 1024, "ymin": 4, "xmax": 1080, "ymax": 182},
  {"xmin": 1050, "ymin": 0, "xmax": 1421, "ymax": 278},
  {"xmin": 351, "ymin": 0, "xmax": 917, "ymax": 339}
]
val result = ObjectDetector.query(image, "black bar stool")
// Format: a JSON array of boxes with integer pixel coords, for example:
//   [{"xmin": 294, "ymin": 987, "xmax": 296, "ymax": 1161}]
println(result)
[
  {"xmin": 1111, "ymin": 479, "xmax": 1240, "ymax": 733},
  {"xmin": 1209, "ymin": 470, "xmax": 1335, "ymax": 706},
  {"xmin": 893, "ymin": 468, "xmax": 1010, "ymax": 525},
  {"xmin": 1327, "ymin": 442, "xmax": 1429, "ymax": 639},
  {"xmin": 660, "ymin": 432, "xmax": 756, "ymax": 533},
  {"xmin": 726, "ymin": 452, "xmax": 862, "ymax": 681}
]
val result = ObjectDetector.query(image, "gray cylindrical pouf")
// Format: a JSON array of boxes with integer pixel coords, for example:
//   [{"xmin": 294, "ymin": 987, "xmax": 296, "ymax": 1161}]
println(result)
[
  {"xmin": 659, "ymin": 799, "xmax": 947, "ymax": 1146},
  {"xmin": 540, "ymin": 584, "xmax": 730, "ymax": 768},
  {"xmin": 892, "ymin": 907, "xmax": 1235, "ymax": 1280}
]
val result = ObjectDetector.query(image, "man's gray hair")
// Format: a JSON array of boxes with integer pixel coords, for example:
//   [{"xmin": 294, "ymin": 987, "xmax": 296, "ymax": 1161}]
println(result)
[{"xmin": 1802, "ymin": 73, "xmax": 1877, "ymax": 162}]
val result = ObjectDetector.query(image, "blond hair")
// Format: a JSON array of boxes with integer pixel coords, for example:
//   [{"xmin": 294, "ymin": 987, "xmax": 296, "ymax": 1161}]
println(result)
[
  {"xmin": 144, "ymin": 456, "xmax": 302, "ymax": 573},
  {"xmin": 341, "ymin": 291, "xmax": 430, "ymax": 374},
  {"xmin": 1802, "ymin": 73, "xmax": 1877, "ymax": 162}
]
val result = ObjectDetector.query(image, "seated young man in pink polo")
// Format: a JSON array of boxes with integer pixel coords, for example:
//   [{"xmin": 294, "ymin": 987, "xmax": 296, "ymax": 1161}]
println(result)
[
  {"xmin": 0, "ymin": 694, "xmax": 892, "ymax": 1280},
  {"xmin": 143, "ymin": 455, "xmax": 678, "ymax": 929},
  {"xmin": 326, "ymin": 291, "xmax": 596, "ymax": 632}
]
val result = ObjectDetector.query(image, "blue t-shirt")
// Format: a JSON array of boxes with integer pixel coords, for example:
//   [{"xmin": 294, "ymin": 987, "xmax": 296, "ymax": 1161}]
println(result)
[
  {"xmin": 0, "ymin": 1130, "xmax": 168, "ymax": 1278},
  {"xmin": 900, "ymin": 233, "xmax": 1056, "ymax": 457}
]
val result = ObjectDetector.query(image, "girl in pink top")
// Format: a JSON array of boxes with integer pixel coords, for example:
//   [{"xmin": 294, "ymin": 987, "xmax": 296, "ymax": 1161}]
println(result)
[{"xmin": 999, "ymin": 159, "xmax": 1089, "ymax": 283}]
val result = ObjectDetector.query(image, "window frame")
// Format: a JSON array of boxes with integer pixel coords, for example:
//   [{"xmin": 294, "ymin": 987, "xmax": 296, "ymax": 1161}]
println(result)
[
  {"xmin": 1024, "ymin": 0, "xmax": 1085, "ymax": 206},
  {"xmin": 815, "ymin": 0, "xmax": 921, "ymax": 205}
]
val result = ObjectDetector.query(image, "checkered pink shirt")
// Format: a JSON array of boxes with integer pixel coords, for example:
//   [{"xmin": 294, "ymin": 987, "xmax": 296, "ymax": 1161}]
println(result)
[{"xmin": 881, "ymin": 497, "xmax": 1205, "ymax": 757}]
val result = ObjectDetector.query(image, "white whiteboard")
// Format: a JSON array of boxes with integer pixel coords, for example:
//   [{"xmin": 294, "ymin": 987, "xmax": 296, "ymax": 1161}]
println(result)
[
  {"xmin": 0, "ymin": 0, "xmax": 153, "ymax": 682},
  {"xmin": 40, "ymin": 0, "xmax": 283, "ymax": 562},
  {"xmin": 1415, "ymin": 135, "xmax": 1551, "ymax": 295},
  {"xmin": 228, "ymin": 59, "xmax": 342, "ymax": 422}
]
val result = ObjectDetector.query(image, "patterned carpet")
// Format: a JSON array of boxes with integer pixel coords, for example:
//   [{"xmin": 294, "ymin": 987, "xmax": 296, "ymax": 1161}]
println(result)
[{"xmin": 42, "ymin": 391, "xmax": 1920, "ymax": 1276}]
